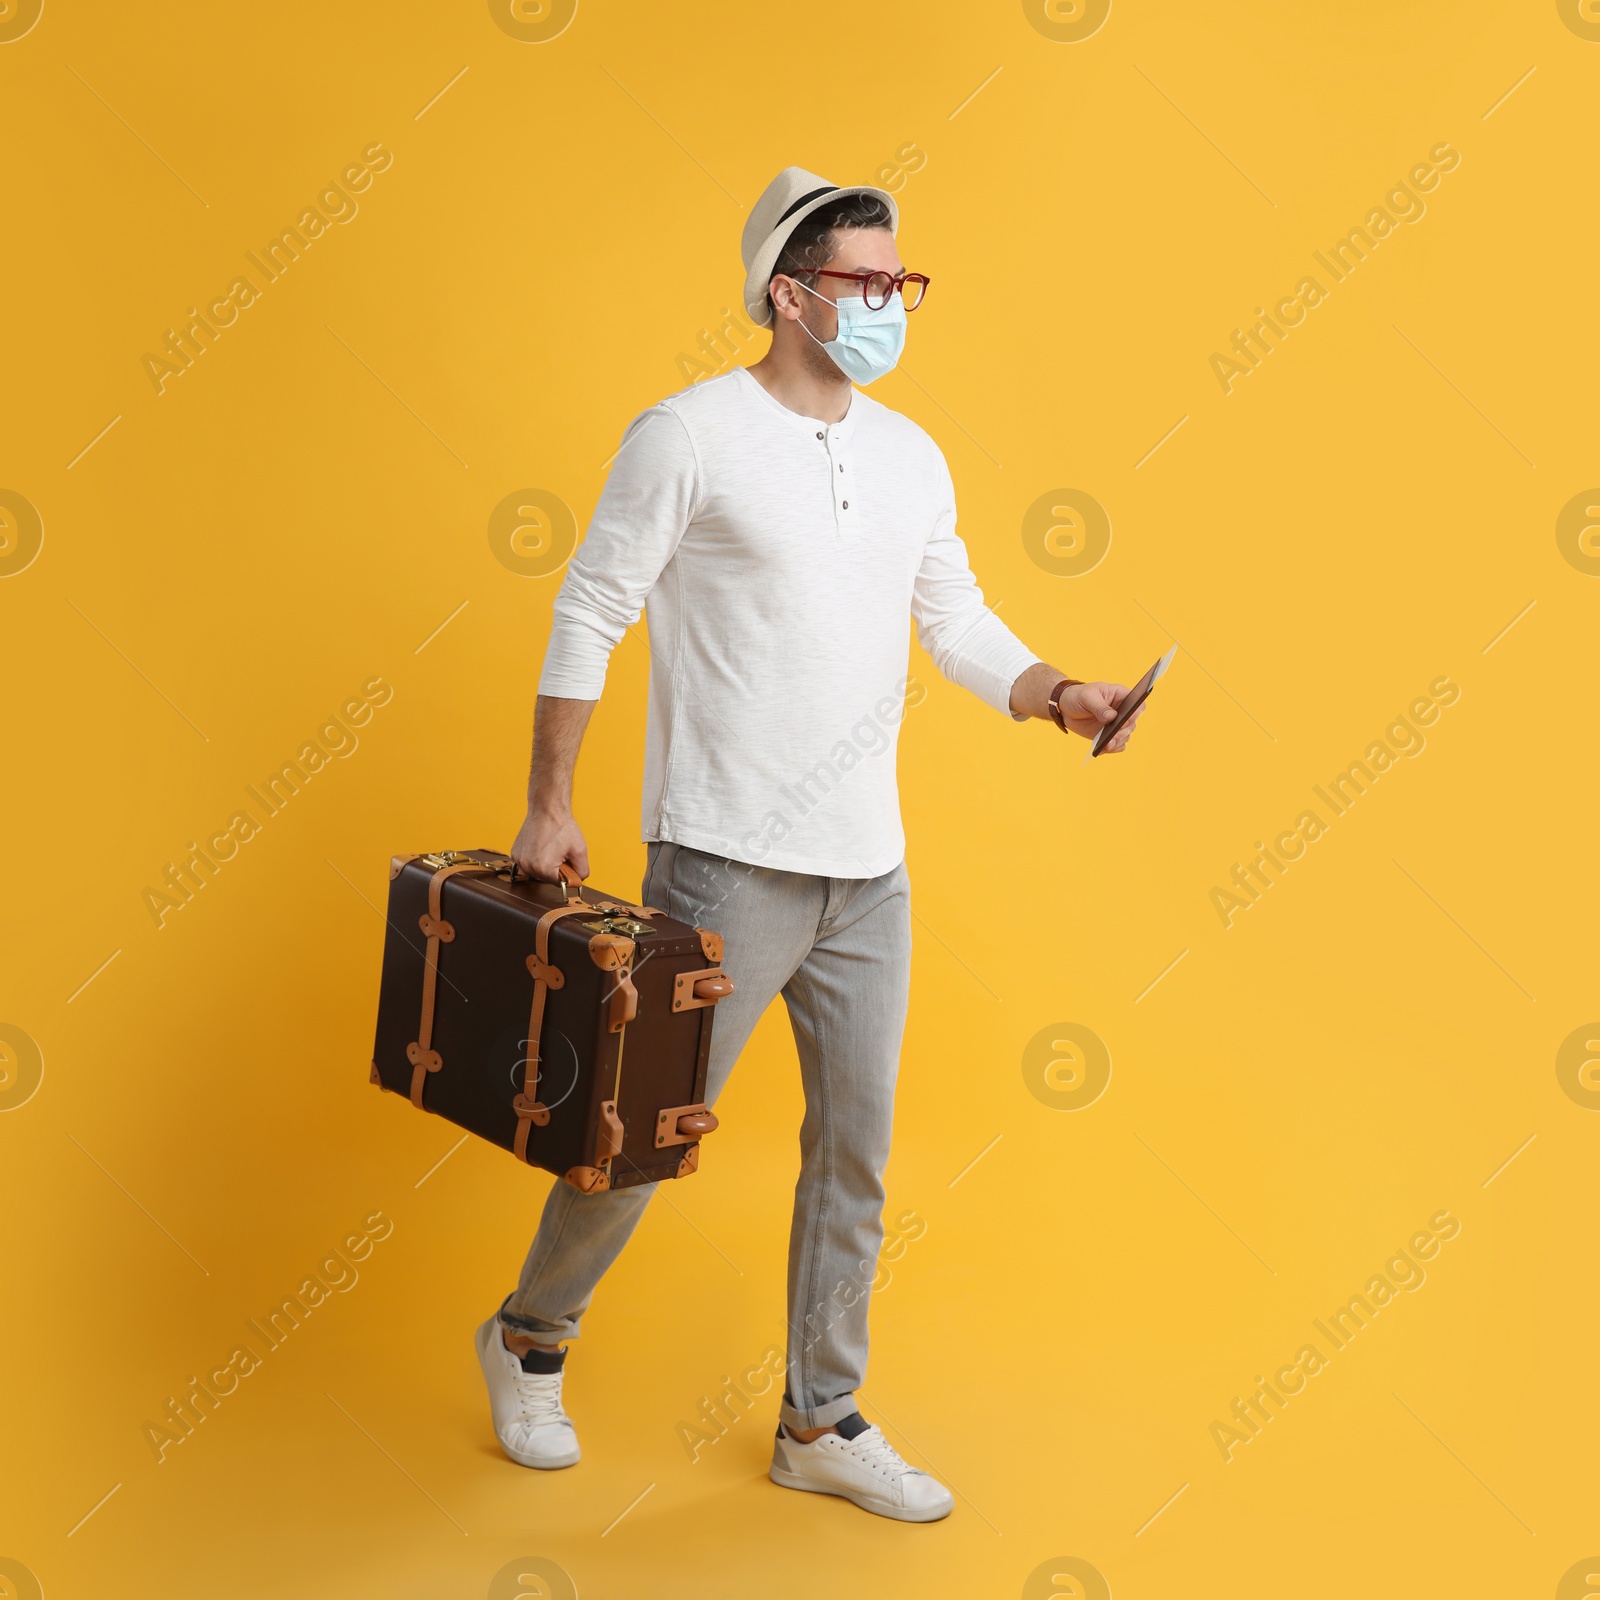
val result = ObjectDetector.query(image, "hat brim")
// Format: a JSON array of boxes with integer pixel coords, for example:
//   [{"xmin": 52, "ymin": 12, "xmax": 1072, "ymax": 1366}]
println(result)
[{"xmin": 742, "ymin": 184, "xmax": 900, "ymax": 328}]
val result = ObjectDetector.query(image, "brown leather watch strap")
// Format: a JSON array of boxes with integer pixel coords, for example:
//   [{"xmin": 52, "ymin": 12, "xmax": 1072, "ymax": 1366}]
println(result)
[{"xmin": 1047, "ymin": 677, "xmax": 1085, "ymax": 732}]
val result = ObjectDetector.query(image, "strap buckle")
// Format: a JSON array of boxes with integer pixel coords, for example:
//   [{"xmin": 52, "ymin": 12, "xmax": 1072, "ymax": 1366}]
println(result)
[{"xmin": 422, "ymin": 849, "xmax": 524, "ymax": 881}]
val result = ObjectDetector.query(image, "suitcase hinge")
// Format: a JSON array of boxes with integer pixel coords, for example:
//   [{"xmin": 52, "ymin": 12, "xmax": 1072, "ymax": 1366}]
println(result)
[{"xmin": 596, "ymin": 1100, "xmax": 625, "ymax": 1164}]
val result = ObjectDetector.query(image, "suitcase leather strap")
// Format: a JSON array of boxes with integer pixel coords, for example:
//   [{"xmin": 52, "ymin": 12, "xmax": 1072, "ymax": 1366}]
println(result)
[
  {"xmin": 401, "ymin": 853, "xmax": 659, "ymax": 1148},
  {"xmin": 514, "ymin": 886, "xmax": 602, "ymax": 1160},
  {"xmin": 408, "ymin": 862, "xmax": 500, "ymax": 1108}
]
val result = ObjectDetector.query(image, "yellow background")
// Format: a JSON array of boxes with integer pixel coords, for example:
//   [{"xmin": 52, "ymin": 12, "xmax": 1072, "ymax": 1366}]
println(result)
[{"xmin": 3, "ymin": 1, "xmax": 1596, "ymax": 1595}]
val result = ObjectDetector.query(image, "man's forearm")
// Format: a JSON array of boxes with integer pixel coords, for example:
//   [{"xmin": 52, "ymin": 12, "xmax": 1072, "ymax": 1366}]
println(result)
[
  {"xmin": 527, "ymin": 694, "xmax": 598, "ymax": 814},
  {"xmin": 1008, "ymin": 661, "xmax": 1069, "ymax": 720}
]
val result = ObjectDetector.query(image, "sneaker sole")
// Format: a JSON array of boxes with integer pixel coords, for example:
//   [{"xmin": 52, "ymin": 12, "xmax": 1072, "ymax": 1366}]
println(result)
[
  {"xmin": 475, "ymin": 1320, "xmax": 581, "ymax": 1471},
  {"xmin": 768, "ymin": 1462, "xmax": 953, "ymax": 1523}
]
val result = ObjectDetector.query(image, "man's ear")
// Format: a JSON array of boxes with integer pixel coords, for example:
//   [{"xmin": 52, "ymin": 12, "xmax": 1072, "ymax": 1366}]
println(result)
[
  {"xmin": 768, "ymin": 274, "xmax": 809, "ymax": 322},
  {"xmin": 767, "ymin": 275, "xmax": 795, "ymax": 321}
]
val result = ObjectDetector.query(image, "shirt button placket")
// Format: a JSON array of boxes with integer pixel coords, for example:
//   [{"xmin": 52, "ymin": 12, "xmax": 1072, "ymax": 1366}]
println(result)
[{"xmin": 826, "ymin": 426, "xmax": 854, "ymax": 538}]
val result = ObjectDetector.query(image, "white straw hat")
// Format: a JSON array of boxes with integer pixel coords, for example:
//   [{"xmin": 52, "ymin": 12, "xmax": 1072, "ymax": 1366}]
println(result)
[{"xmin": 740, "ymin": 166, "xmax": 899, "ymax": 328}]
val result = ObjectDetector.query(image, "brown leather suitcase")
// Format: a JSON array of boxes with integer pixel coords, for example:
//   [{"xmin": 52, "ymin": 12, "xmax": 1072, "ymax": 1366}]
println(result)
[{"xmin": 370, "ymin": 849, "xmax": 732, "ymax": 1192}]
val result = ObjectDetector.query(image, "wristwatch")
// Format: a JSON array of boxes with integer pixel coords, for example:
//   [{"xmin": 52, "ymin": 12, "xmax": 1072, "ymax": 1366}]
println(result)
[{"xmin": 1046, "ymin": 678, "xmax": 1084, "ymax": 732}]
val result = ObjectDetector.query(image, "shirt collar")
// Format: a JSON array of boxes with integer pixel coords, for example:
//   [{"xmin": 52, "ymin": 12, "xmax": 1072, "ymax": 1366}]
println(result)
[{"xmin": 736, "ymin": 365, "xmax": 858, "ymax": 440}]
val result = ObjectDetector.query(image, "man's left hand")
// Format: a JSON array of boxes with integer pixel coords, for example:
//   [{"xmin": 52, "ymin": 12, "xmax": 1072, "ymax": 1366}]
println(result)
[
  {"xmin": 1009, "ymin": 663, "xmax": 1144, "ymax": 753},
  {"xmin": 1055, "ymin": 681, "xmax": 1141, "ymax": 752}
]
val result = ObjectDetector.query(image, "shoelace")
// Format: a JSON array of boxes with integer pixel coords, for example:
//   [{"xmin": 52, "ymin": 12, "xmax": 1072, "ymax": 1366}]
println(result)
[
  {"xmin": 511, "ymin": 1369, "xmax": 568, "ymax": 1426},
  {"xmin": 836, "ymin": 1425, "xmax": 914, "ymax": 1478}
]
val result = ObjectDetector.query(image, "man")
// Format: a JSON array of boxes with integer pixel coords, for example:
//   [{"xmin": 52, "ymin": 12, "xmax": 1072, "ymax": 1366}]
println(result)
[{"xmin": 477, "ymin": 166, "xmax": 1141, "ymax": 1523}]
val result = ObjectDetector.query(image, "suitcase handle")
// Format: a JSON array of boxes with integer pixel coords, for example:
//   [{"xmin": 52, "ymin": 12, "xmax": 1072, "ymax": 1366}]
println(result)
[
  {"xmin": 673, "ymin": 968, "xmax": 733, "ymax": 1012},
  {"xmin": 558, "ymin": 862, "xmax": 585, "ymax": 903},
  {"xmin": 654, "ymin": 1103, "xmax": 719, "ymax": 1148}
]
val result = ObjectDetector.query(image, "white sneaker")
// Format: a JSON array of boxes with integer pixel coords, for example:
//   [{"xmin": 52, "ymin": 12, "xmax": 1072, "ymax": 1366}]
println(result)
[
  {"xmin": 770, "ymin": 1415, "xmax": 955, "ymax": 1522},
  {"xmin": 474, "ymin": 1315, "xmax": 581, "ymax": 1470}
]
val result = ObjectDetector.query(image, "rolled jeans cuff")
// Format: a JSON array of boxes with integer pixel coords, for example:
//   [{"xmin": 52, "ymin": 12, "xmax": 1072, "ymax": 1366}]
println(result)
[
  {"xmin": 780, "ymin": 1390, "xmax": 860, "ymax": 1433},
  {"xmin": 498, "ymin": 1293, "xmax": 577, "ymax": 1343}
]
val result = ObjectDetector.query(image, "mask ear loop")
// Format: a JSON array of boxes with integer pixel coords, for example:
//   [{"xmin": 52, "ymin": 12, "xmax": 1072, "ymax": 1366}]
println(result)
[{"xmin": 788, "ymin": 276, "xmax": 835, "ymax": 352}]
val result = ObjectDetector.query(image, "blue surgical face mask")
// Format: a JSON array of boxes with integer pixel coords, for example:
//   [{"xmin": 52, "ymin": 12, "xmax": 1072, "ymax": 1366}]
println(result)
[{"xmin": 795, "ymin": 278, "xmax": 907, "ymax": 384}]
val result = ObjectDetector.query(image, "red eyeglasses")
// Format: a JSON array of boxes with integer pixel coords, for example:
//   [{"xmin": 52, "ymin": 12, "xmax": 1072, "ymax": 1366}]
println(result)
[{"xmin": 799, "ymin": 269, "xmax": 931, "ymax": 311}]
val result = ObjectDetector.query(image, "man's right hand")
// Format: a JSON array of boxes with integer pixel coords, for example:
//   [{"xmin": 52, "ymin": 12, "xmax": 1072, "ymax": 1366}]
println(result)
[{"xmin": 510, "ymin": 806, "xmax": 590, "ymax": 884}]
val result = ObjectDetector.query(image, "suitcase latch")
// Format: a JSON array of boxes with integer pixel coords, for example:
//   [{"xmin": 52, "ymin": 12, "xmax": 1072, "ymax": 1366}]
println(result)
[{"xmin": 579, "ymin": 914, "xmax": 654, "ymax": 938}]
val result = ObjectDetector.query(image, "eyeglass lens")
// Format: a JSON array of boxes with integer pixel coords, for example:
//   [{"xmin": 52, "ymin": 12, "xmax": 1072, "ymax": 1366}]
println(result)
[{"xmin": 863, "ymin": 272, "xmax": 927, "ymax": 311}]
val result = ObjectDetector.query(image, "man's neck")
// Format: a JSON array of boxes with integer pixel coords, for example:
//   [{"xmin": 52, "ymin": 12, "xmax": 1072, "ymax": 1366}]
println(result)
[{"xmin": 744, "ymin": 346, "xmax": 854, "ymax": 425}]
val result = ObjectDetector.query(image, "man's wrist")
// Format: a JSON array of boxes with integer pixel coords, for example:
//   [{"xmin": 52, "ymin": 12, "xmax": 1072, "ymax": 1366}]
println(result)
[
  {"xmin": 526, "ymin": 792, "xmax": 573, "ymax": 822},
  {"xmin": 1009, "ymin": 661, "xmax": 1077, "ymax": 722},
  {"xmin": 1046, "ymin": 677, "xmax": 1084, "ymax": 731}
]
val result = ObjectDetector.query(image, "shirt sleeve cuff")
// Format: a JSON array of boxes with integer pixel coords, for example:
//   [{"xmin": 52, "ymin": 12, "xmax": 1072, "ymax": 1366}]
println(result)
[{"xmin": 973, "ymin": 647, "xmax": 1041, "ymax": 721}]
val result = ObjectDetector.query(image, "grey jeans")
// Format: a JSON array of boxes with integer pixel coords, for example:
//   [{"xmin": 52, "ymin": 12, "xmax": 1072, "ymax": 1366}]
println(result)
[{"xmin": 500, "ymin": 840, "xmax": 912, "ymax": 1431}]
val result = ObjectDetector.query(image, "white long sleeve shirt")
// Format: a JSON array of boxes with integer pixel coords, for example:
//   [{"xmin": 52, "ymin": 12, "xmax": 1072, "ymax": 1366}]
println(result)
[{"xmin": 538, "ymin": 365, "xmax": 1040, "ymax": 878}]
